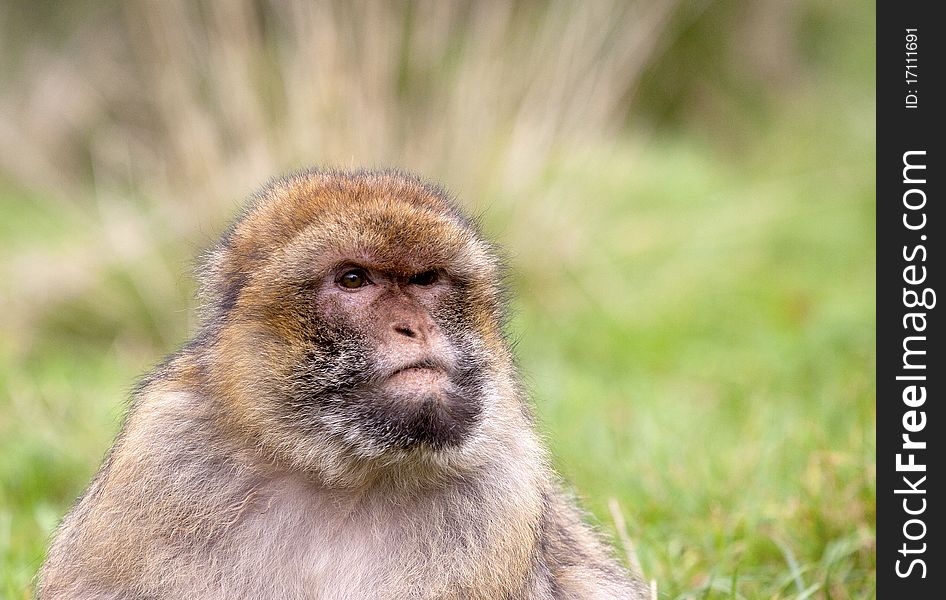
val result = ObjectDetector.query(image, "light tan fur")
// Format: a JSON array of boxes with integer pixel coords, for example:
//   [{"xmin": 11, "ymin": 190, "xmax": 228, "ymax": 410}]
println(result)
[{"xmin": 37, "ymin": 170, "xmax": 647, "ymax": 599}]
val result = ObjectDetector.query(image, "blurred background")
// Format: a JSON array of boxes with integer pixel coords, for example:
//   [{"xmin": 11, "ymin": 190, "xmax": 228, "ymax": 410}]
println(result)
[{"xmin": 0, "ymin": 0, "xmax": 874, "ymax": 597}]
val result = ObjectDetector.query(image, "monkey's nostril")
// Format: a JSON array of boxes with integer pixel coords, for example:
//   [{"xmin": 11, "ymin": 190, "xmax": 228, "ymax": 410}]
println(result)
[{"xmin": 394, "ymin": 325, "xmax": 417, "ymax": 338}]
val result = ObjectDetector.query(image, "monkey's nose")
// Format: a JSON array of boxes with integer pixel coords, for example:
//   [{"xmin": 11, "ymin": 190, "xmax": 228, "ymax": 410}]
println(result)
[{"xmin": 393, "ymin": 324, "xmax": 419, "ymax": 339}]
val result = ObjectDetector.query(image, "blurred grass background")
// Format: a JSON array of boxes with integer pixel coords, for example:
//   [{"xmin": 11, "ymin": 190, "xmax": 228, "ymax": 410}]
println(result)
[{"xmin": 0, "ymin": 0, "xmax": 874, "ymax": 597}]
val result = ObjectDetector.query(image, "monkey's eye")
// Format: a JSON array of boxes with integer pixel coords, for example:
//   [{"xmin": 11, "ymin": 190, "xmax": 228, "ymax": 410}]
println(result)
[
  {"xmin": 409, "ymin": 270, "xmax": 439, "ymax": 286},
  {"xmin": 337, "ymin": 268, "xmax": 370, "ymax": 290}
]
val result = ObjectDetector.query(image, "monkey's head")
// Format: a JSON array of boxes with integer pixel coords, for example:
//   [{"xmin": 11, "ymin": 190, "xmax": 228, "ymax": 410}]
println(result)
[{"xmin": 200, "ymin": 170, "xmax": 520, "ymax": 484}]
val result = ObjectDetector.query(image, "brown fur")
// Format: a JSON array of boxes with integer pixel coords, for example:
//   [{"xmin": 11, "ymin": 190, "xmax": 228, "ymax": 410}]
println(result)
[{"xmin": 37, "ymin": 170, "xmax": 647, "ymax": 599}]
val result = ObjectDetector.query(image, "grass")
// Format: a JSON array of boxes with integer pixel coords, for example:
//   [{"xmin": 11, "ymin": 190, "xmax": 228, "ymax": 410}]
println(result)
[{"xmin": 500, "ymin": 110, "xmax": 874, "ymax": 597}]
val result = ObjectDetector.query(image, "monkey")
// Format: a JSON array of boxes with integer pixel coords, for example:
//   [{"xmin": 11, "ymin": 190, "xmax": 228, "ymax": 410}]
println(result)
[{"xmin": 37, "ymin": 169, "xmax": 648, "ymax": 599}]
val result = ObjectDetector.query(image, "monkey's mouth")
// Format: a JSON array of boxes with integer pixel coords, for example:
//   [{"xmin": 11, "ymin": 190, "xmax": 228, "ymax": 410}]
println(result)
[
  {"xmin": 384, "ymin": 359, "xmax": 452, "ymax": 395},
  {"xmin": 316, "ymin": 355, "xmax": 485, "ymax": 453},
  {"xmin": 389, "ymin": 358, "xmax": 449, "ymax": 376}
]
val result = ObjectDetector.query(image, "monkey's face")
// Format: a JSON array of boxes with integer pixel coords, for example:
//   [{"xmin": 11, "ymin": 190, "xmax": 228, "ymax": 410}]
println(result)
[
  {"xmin": 209, "ymin": 173, "xmax": 511, "ymax": 476},
  {"xmin": 288, "ymin": 259, "xmax": 491, "ymax": 457}
]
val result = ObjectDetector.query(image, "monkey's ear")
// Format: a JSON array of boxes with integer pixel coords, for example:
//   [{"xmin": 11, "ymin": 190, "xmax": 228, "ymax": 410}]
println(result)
[
  {"xmin": 195, "ymin": 184, "xmax": 274, "ymax": 322},
  {"xmin": 196, "ymin": 239, "xmax": 248, "ymax": 322}
]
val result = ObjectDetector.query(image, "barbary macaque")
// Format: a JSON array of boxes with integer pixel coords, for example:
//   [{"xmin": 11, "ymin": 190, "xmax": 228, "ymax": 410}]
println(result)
[{"xmin": 38, "ymin": 170, "xmax": 647, "ymax": 599}]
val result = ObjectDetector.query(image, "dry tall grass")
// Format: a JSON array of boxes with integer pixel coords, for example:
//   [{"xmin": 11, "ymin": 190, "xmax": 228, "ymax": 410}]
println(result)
[
  {"xmin": 0, "ymin": 0, "xmax": 694, "ymax": 350},
  {"xmin": 1, "ymin": 0, "xmax": 688, "ymax": 207}
]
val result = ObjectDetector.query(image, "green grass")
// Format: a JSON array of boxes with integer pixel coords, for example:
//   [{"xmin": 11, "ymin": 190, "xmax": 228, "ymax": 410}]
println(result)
[
  {"xmin": 0, "ymin": 97, "xmax": 874, "ymax": 598},
  {"xmin": 511, "ymin": 136, "xmax": 875, "ymax": 597}
]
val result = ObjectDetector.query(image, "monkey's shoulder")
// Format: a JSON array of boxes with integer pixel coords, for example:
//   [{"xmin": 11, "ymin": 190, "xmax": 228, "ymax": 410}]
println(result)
[{"xmin": 531, "ymin": 487, "xmax": 650, "ymax": 599}]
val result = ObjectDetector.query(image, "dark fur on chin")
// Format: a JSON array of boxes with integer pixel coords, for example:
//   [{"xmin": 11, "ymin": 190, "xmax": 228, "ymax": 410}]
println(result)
[
  {"xmin": 297, "ymin": 353, "xmax": 487, "ymax": 452},
  {"xmin": 321, "ymin": 365, "xmax": 486, "ymax": 452},
  {"xmin": 285, "ymin": 329, "xmax": 488, "ymax": 453}
]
